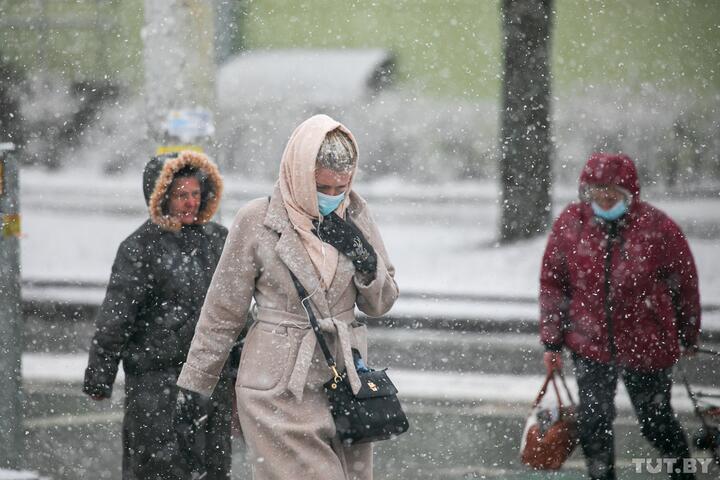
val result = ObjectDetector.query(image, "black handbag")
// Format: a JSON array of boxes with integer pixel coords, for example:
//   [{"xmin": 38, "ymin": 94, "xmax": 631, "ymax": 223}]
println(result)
[{"xmin": 288, "ymin": 271, "xmax": 409, "ymax": 444}]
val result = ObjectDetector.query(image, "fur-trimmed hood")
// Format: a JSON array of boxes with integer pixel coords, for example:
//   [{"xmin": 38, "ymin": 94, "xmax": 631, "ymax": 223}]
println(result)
[{"xmin": 142, "ymin": 150, "xmax": 223, "ymax": 232}]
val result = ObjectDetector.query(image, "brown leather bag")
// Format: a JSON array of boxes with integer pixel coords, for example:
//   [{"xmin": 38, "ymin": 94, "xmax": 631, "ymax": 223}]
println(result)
[{"xmin": 520, "ymin": 370, "xmax": 579, "ymax": 470}]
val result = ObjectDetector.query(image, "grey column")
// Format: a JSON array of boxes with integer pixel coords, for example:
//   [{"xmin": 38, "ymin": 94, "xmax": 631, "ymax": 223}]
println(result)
[{"xmin": 0, "ymin": 143, "xmax": 22, "ymax": 468}]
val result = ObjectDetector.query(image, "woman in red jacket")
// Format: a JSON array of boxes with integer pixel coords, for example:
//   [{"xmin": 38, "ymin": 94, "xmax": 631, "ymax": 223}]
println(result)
[{"xmin": 540, "ymin": 153, "xmax": 701, "ymax": 480}]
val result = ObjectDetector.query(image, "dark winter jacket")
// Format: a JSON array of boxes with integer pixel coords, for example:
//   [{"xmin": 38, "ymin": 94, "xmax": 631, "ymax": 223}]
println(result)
[
  {"xmin": 539, "ymin": 153, "xmax": 701, "ymax": 371},
  {"xmin": 84, "ymin": 151, "xmax": 229, "ymax": 398}
]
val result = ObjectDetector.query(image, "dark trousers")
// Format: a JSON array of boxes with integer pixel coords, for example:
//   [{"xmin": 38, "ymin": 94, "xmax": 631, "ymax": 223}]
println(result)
[
  {"xmin": 573, "ymin": 355, "xmax": 694, "ymax": 480},
  {"xmin": 123, "ymin": 369, "xmax": 233, "ymax": 480}
]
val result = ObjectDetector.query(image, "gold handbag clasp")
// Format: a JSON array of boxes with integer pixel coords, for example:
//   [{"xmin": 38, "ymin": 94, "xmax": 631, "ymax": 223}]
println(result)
[{"xmin": 330, "ymin": 365, "xmax": 342, "ymax": 389}]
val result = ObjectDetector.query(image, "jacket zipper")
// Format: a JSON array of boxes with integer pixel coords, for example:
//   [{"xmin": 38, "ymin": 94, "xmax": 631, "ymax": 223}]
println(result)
[{"xmin": 604, "ymin": 223, "xmax": 618, "ymax": 363}]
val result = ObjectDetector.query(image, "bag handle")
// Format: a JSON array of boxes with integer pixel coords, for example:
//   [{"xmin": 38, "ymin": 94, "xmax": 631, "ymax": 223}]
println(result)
[
  {"xmin": 532, "ymin": 370, "xmax": 577, "ymax": 409},
  {"xmin": 287, "ymin": 269, "xmax": 343, "ymax": 383},
  {"xmin": 556, "ymin": 369, "xmax": 577, "ymax": 406},
  {"xmin": 532, "ymin": 371, "xmax": 562, "ymax": 409}
]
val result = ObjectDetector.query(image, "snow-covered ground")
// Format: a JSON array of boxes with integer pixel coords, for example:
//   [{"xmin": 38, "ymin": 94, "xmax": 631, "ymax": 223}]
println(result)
[
  {"xmin": 21, "ymin": 352, "xmax": 720, "ymax": 415},
  {"xmin": 0, "ymin": 470, "xmax": 44, "ymax": 480},
  {"xmin": 16, "ymin": 168, "xmax": 720, "ymax": 479},
  {"xmin": 20, "ymin": 168, "xmax": 720, "ymax": 306}
]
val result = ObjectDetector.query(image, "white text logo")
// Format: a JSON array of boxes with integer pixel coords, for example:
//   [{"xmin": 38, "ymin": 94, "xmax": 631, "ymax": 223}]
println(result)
[{"xmin": 631, "ymin": 458, "xmax": 713, "ymax": 474}]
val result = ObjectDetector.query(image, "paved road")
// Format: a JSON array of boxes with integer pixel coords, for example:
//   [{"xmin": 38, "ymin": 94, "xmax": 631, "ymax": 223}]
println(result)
[
  {"xmin": 19, "ymin": 378, "xmax": 719, "ymax": 480},
  {"xmin": 16, "ymin": 325, "xmax": 720, "ymax": 479},
  {"xmin": 14, "ymin": 174, "xmax": 720, "ymax": 478}
]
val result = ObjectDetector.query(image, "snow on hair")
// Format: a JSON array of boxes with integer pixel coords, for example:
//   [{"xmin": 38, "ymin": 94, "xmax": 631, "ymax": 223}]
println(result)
[{"xmin": 316, "ymin": 129, "xmax": 357, "ymax": 173}]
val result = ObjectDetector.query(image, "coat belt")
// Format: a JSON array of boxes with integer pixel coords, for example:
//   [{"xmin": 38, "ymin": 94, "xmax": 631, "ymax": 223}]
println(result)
[{"xmin": 255, "ymin": 307, "xmax": 360, "ymax": 402}]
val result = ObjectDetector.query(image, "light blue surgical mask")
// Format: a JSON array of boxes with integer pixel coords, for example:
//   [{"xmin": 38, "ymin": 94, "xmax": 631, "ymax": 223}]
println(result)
[
  {"xmin": 591, "ymin": 200, "xmax": 628, "ymax": 221},
  {"xmin": 317, "ymin": 191, "xmax": 345, "ymax": 216}
]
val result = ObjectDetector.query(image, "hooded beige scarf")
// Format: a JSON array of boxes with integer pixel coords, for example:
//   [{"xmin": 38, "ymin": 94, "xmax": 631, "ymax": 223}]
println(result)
[{"xmin": 278, "ymin": 114, "xmax": 358, "ymax": 289}]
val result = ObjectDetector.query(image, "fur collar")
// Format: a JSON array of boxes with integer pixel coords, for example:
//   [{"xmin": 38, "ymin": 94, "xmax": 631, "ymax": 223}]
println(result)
[{"xmin": 147, "ymin": 151, "xmax": 223, "ymax": 232}]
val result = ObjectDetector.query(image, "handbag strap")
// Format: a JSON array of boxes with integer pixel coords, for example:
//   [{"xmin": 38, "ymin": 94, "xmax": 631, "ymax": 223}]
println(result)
[
  {"xmin": 287, "ymin": 269, "xmax": 342, "ymax": 381},
  {"xmin": 556, "ymin": 369, "xmax": 577, "ymax": 406},
  {"xmin": 533, "ymin": 371, "xmax": 564, "ymax": 409},
  {"xmin": 533, "ymin": 369, "xmax": 579, "ymax": 410}
]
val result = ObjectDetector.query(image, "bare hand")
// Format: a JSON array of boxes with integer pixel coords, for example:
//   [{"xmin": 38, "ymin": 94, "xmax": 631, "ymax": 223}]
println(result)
[{"xmin": 543, "ymin": 351, "xmax": 563, "ymax": 374}]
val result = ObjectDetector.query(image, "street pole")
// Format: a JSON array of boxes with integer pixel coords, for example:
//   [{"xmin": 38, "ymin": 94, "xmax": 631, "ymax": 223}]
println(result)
[
  {"xmin": 214, "ymin": 0, "xmax": 247, "ymax": 65},
  {"xmin": 0, "ymin": 142, "xmax": 23, "ymax": 469},
  {"xmin": 142, "ymin": 0, "xmax": 217, "ymax": 153},
  {"xmin": 499, "ymin": 0, "xmax": 555, "ymax": 243}
]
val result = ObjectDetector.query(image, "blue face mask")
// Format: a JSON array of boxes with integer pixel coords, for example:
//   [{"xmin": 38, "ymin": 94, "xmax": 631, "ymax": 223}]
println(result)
[
  {"xmin": 591, "ymin": 200, "xmax": 628, "ymax": 221},
  {"xmin": 317, "ymin": 191, "xmax": 345, "ymax": 216}
]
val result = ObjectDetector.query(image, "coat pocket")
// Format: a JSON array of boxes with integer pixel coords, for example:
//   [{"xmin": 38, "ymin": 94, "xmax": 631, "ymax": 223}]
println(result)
[{"xmin": 237, "ymin": 323, "xmax": 291, "ymax": 391}]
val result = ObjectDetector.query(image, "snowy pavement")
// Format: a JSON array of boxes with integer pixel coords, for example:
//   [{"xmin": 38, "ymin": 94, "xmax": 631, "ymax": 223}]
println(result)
[
  {"xmin": 19, "ymin": 169, "xmax": 720, "ymax": 341},
  {"xmin": 21, "ymin": 281, "xmax": 720, "ymax": 336},
  {"xmin": 16, "ymin": 169, "xmax": 720, "ymax": 479},
  {"xmin": 21, "ymin": 352, "xmax": 720, "ymax": 416},
  {"xmin": 20, "ymin": 169, "xmax": 720, "ymax": 309},
  {"xmin": 0, "ymin": 471, "xmax": 45, "ymax": 480}
]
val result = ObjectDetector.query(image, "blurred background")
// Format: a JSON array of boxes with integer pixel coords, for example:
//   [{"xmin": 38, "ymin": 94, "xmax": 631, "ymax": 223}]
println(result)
[
  {"xmin": 1, "ymin": 0, "xmax": 719, "ymax": 188},
  {"xmin": 1, "ymin": 1, "xmax": 720, "ymax": 479}
]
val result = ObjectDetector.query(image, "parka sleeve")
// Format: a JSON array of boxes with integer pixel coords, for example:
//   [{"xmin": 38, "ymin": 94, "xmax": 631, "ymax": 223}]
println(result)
[
  {"xmin": 83, "ymin": 239, "xmax": 147, "ymax": 398},
  {"xmin": 177, "ymin": 207, "xmax": 259, "ymax": 396},
  {"xmin": 539, "ymin": 212, "xmax": 573, "ymax": 351},
  {"xmin": 353, "ymin": 207, "xmax": 399, "ymax": 317},
  {"xmin": 662, "ymin": 218, "xmax": 701, "ymax": 348}
]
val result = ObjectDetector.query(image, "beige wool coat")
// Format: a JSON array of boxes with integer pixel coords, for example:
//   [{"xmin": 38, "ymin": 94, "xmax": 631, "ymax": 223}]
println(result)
[{"xmin": 176, "ymin": 186, "xmax": 399, "ymax": 480}]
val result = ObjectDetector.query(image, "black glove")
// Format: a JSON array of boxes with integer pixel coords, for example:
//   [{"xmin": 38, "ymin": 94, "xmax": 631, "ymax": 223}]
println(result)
[
  {"xmin": 173, "ymin": 387, "xmax": 210, "ymax": 477},
  {"xmin": 312, "ymin": 212, "xmax": 377, "ymax": 275}
]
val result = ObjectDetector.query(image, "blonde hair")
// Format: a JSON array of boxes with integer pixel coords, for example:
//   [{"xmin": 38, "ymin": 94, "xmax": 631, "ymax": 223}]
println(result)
[{"xmin": 316, "ymin": 128, "xmax": 357, "ymax": 173}]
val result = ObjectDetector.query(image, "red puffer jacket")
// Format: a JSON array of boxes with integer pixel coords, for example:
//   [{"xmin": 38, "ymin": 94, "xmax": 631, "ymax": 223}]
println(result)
[{"xmin": 540, "ymin": 153, "xmax": 701, "ymax": 371}]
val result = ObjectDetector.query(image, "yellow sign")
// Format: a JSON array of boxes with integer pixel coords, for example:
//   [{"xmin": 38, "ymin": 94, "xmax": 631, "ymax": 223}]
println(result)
[
  {"xmin": 2, "ymin": 214, "xmax": 21, "ymax": 237},
  {"xmin": 155, "ymin": 145, "xmax": 204, "ymax": 155}
]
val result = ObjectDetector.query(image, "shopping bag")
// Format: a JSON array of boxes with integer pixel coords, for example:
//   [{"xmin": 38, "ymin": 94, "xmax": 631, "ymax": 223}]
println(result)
[{"xmin": 520, "ymin": 370, "xmax": 579, "ymax": 470}]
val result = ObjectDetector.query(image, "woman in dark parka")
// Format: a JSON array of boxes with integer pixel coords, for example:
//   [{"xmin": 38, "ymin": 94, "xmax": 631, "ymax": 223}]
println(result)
[{"xmin": 83, "ymin": 150, "xmax": 236, "ymax": 480}]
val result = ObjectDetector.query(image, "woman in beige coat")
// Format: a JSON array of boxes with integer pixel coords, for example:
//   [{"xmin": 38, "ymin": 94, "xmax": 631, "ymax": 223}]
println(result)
[{"xmin": 176, "ymin": 114, "xmax": 399, "ymax": 480}]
